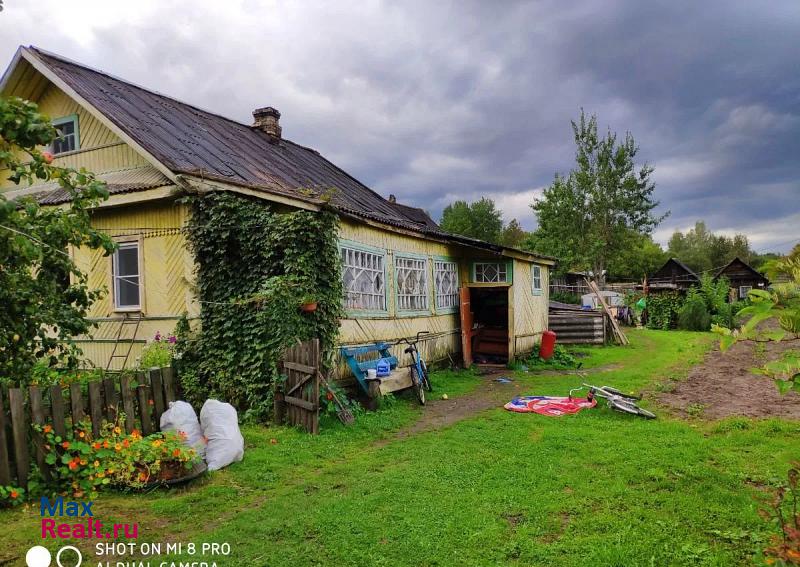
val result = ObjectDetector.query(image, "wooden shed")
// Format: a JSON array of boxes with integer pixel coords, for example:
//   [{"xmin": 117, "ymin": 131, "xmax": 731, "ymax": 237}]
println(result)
[
  {"xmin": 714, "ymin": 257, "xmax": 770, "ymax": 301},
  {"xmin": 649, "ymin": 258, "xmax": 699, "ymax": 291}
]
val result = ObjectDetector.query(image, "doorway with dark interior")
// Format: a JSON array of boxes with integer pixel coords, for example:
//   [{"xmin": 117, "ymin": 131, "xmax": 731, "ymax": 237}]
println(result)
[{"xmin": 469, "ymin": 287, "xmax": 509, "ymax": 364}]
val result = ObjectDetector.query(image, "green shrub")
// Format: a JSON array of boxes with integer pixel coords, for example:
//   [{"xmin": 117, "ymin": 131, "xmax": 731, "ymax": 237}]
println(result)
[
  {"xmin": 138, "ymin": 331, "xmax": 176, "ymax": 369},
  {"xmin": 551, "ymin": 291, "xmax": 581, "ymax": 305},
  {"xmin": 646, "ymin": 292, "xmax": 684, "ymax": 330},
  {"xmin": 678, "ymin": 291, "xmax": 711, "ymax": 331}
]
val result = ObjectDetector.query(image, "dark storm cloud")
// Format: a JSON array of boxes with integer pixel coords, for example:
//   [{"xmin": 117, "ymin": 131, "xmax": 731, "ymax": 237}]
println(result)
[{"xmin": 1, "ymin": 0, "xmax": 798, "ymax": 251}]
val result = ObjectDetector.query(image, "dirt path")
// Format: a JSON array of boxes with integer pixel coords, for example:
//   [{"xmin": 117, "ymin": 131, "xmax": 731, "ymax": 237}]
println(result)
[{"xmin": 658, "ymin": 338, "xmax": 800, "ymax": 419}]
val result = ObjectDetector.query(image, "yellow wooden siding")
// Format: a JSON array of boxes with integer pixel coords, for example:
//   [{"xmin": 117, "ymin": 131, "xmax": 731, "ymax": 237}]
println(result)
[
  {"xmin": 1, "ymin": 79, "xmax": 149, "ymax": 191},
  {"xmin": 511, "ymin": 259, "xmax": 550, "ymax": 356},
  {"xmin": 71, "ymin": 201, "xmax": 191, "ymax": 369}
]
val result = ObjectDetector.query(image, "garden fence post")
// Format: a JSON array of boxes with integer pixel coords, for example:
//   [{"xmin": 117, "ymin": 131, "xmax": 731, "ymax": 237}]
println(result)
[
  {"xmin": 8, "ymin": 388, "xmax": 29, "ymax": 489},
  {"xmin": 0, "ymin": 389, "xmax": 11, "ymax": 485}
]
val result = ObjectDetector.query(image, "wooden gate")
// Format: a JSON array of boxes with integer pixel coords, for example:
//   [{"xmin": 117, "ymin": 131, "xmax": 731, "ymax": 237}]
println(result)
[{"xmin": 275, "ymin": 339, "xmax": 320, "ymax": 434}]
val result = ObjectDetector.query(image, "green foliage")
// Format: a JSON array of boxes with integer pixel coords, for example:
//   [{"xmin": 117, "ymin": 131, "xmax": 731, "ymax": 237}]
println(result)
[
  {"xmin": 180, "ymin": 192, "xmax": 343, "ymax": 421},
  {"xmin": 138, "ymin": 331, "xmax": 177, "ymax": 369},
  {"xmin": 513, "ymin": 343, "xmax": 578, "ymax": 370},
  {"xmin": 0, "ymin": 96, "xmax": 115, "ymax": 386},
  {"xmin": 0, "ymin": 485, "xmax": 25, "ymax": 507},
  {"xmin": 439, "ymin": 198, "xmax": 504, "ymax": 243},
  {"xmin": 667, "ymin": 220, "xmax": 754, "ymax": 274},
  {"xmin": 678, "ymin": 291, "xmax": 711, "ymax": 331},
  {"xmin": 35, "ymin": 419, "xmax": 200, "ymax": 499},
  {"xmin": 28, "ymin": 359, "xmax": 103, "ymax": 388},
  {"xmin": 550, "ymin": 291, "xmax": 581, "ymax": 305},
  {"xmin": 646, "ymin": 292, "xmax": 684, "ymax": 330},
  {"xmin": 499, "ymin": 218, "xmax": 527, "ymax": 248},
  {"xmin": 605, "ymin": 231, "xmax": 668, "ymax": 281},
  {"xmin": 760, "ymin": 461, "xmax": 800, "ymax": 564},
  {"xmin": 529, "ymin": 110, "xmax": 666, "ymax": 282}
]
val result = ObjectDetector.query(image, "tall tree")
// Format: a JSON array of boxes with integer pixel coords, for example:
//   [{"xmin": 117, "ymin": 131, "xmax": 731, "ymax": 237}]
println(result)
[
  {"xmin": 667, "ymin": 221, "xmax": 755, "ymax": 273},
  {"xmin": 500, "ymin": 218, "xmax": 527, "ymax": 248},
  {"xmin": 530, "ymin": 110, "xmax": 666, "ymax": 282},
  {"xmin": 440, "ymin": 197, "xmax": 504, "ymax": 243},
  {"xmin": 0, "ymin": 97, "xmax": 114, "ymax": 384}
]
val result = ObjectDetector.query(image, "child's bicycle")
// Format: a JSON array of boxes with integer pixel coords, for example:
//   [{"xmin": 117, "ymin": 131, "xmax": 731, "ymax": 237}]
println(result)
[
  {"xmin": 569, "ymin": 366, "xmax": 656, "ymax": 419},
  {"xmin": 394, "ymin": 331, "xmax": 432, "ymax": 405}
]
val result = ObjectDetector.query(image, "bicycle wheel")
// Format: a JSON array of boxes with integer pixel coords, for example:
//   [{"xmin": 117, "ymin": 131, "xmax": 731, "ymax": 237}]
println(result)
[
  {"xmin": 420, "ymin": 360, "xmax": 432, "ymax": 392},
  {"xmin": 608, "ymin": 398, "xmax": 655, "ymax": 419},
  {"xmin": 411, "ymin": 367, "xmax": 426, "ymax": 405},
  {"xmin": 601, "ymin": 387, "xmax": 640, "ymax": 401}
]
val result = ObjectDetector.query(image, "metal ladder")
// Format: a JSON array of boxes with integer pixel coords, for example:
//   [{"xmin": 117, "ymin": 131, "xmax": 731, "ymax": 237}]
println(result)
[{"xmin": 105, "ymin": 313, "xmax": 142, "ymax": 373}]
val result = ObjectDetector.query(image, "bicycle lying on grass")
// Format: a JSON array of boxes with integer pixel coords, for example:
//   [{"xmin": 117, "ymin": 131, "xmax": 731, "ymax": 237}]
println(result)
[{"xmin": 568, "ymin": 365, "xmax": 656, "ymax": 419}]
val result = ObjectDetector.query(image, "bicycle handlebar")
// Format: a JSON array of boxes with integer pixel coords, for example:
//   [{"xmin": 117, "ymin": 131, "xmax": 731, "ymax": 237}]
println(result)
[{"xmin": 393, "ymin": 331, "xmax": 430, "ymax": 346}]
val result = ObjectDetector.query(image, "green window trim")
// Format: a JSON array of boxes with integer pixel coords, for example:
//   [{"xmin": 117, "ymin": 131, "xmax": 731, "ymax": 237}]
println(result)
[
  {"xmin": 51, "ymin": 113, "xmax": 80, "ymax": 154},
  {"xmin": 338, "ymin": 240, "xmax": 389, "ymax": 317},
  {"xmin": 471, "ymin": 261, "xmax": 513, "ymax": 284}
]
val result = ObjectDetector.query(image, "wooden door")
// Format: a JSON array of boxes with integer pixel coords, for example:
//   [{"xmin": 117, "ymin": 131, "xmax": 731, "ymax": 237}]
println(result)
[{"xmin": 459, "ymin": 287, "xmax": 473, "ymax": 368}]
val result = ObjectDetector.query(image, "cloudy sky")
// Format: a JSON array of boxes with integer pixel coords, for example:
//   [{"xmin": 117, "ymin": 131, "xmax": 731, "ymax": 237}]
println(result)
[{"xmin": 2, "ymin": 0, "xmax": 798, "ymax": 252}]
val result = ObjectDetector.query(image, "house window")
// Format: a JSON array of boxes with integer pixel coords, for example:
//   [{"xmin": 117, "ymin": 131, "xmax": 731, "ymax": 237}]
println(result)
[
  {"xmin": 51, "ymin": 115, "xmax": 79, "ymax": 155},
  {"xmin": 113, "ymin": 242, "xmax": 141, "ymax": 310},
  {"xmin": 341, "ymin": 246, "xmax": 386, "ymax": 311},
  {"xmin": 532, "ymin": 265, "xmax": 542, "ymax": 295},
  {"xmin": 739, "ymin": 285, "xmax": 752, "ymax": 299},
  {"xmin": 395, "ymin": 256, "xmax": 429, "ymax": 312},
  {"xmin": 473, "ymin": 262, "xmax": 510, "ymax": 283},
  {"xmin": 434, "ymin": 260, "xmax": 459, "ymax": 310}
]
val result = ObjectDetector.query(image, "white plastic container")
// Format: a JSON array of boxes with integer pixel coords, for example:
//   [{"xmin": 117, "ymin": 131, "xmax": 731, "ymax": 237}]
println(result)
[{"xmin": 367, "ymin": 368, "xmax": 377, "ymax": 380}]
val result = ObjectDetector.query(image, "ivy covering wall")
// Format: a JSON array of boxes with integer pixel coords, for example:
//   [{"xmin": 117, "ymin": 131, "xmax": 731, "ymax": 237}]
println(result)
[{"xmin": 179, "ymin": 192, "xmax": 342, "ymax": 420}]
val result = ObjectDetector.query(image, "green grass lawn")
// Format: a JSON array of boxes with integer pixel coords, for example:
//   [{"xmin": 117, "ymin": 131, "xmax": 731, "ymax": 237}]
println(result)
[{"xmin": 2, "ymin": 329, "xmax": 798, "ymax": 566}]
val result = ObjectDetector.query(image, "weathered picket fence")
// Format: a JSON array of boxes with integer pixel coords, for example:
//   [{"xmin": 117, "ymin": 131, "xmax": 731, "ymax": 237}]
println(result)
[{"xmin": 0, "ymin": 367, "xmax": 178, "ymax": 490}]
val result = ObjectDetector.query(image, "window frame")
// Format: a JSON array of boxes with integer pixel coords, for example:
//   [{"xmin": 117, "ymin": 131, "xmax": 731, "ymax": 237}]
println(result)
[
  {"xmin": 433, "ymin": 257, "xmax": 460, "ymax": 313},
  {"xmin": 51, "ymin": 114, "xmax": 80, "ymax": 155},
  {"xmin": 471, "ymin": 261, "xmax": 513, "ymax": 284},
  {"xmin": 532, "ymin": 265, "xmax": 543, "ymax": 296},
  {"xmin": 339, "ymin": 240, "xmax": 389, "ymax": 317},
  {"xmin": 739, "ymin": 285, "xmax": 752, "ymax": 299},
  {"xmin": 394, "ymin": 252, "xmax": 431, "ymax": 316},
  {"xmin": 111, "ymin": 237, "xmax": 144, "ymax": 312}
]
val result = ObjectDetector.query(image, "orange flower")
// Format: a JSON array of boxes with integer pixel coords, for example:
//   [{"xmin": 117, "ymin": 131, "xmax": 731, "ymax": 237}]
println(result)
[
  {"xmin": 103, "ymin": 440, "xmax": 110, "ymax": 449},
  {"xmin": 152, "ymin": 439, "xmax": 162, "ymax": 447},
  {"xmin": 93, "ymin": 460, "xmax": 100, "ymax": 467},
  {"xmin": 122, "ymin": 439, "xmax": 130, "ymax": 448},
  {"xmin": 148, "ymin": 399, "xmax": 154, "ymax": 406},
  {"xmin": 43, "ymin": 425, "xmax": 52, "ymax": 434},
  {"xmin": 138, "ymin": 472, "xmax": 148, "ymax": 482},
  {"xmin": 114, "ymin": 426, "xmax": 122, "ymax": 435},
  {"xmin": 114, "ymin": 443, "xmax": 122, "ymax": 452},
  {"xmin": 68, "ymin": 461, "xmax": 78, "ymax": 471},
  {"xmin": 10, "ymin": 490, "xmax": 18, "ymax": 499},
  {"xmin": 78, "ymin": 431, "xmax": 85, "ymax": 438},
  {"xmin": 80, "ymin": 459, "xmax": 87, "ymax": 466},
  {"xmin": 61, "ymin": 441, "xmax": 70, "ymax": 449},
  {"xmin": 172, "ymin": 448, "xmax": 181, "ymax": 457},
  {"xmin": 131, "ymin": 429, "xmax": 141, "ymax": 439},
  {"xmin": 92, "ymin": 442, "xmax": 101, "ymax": 450}
]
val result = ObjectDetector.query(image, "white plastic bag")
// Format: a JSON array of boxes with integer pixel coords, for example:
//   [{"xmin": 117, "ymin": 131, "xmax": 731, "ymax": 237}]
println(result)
[
  {"xmin": 160, "ymin": 401, "xmax": 206, "ymax": 458},
  {"xmin": 200, "ymin": 399, "xmax": 244, "ymax": 471}
]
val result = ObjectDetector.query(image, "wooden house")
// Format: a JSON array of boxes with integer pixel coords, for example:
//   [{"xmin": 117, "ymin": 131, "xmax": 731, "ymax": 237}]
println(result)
[
  {"xmin": 714, "ymin": 257, "xmax": 769, "ymax": 301},
  {"xmin": 0, "ymin": 46, "xmax": 555, "ymax": 376},
  {"xmin": 648, "ymin": 258, "xmax": 699, "ymax": 291}
]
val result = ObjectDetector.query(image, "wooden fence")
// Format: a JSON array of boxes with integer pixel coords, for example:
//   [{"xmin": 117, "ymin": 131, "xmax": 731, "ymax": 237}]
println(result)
[
  {"xmin": 0, "ymin": 367, "xmax": 178, "ymax": 490},
  {"xmin": 274, "ymin": 339, "xmax": 320, "ymax": 435}
]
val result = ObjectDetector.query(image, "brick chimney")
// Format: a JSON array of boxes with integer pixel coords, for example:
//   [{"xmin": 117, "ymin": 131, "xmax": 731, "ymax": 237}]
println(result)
[
  {"xmin": 388, "ymin": 194, "xmax": 397, "ymax": 203},
  {"xmin": 252, "ymin": 107, "xmax": 282, "ymax": 142}
]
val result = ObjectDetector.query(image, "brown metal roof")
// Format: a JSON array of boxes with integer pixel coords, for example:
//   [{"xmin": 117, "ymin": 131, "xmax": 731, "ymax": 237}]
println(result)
[{"xmin": 19, "ymin": 46, "xmax": 556, "ymax": 262}]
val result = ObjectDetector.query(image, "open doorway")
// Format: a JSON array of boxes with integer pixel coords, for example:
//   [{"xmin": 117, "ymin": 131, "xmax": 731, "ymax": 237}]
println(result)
[{"xmin": 469, "ymin": 287, "xmax": 509, "ymax": 364}]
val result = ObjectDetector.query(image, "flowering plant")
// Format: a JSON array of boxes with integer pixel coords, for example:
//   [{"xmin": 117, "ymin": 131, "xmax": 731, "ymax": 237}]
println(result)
[
  {"xmin": 0, "ymin": 485, "xmax": 25, "ymax": 507},
  {"xmin": 138, "ymin": 331, "xmax": 179, "ymax": 369},
  {"xmin": 35, "ymin": 417, "xmax": 200, "ymax": 498}
]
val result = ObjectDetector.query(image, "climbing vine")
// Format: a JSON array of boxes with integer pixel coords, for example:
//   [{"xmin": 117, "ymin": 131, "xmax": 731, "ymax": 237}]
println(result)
[{"xmin": 179, "ymin": 192, "xmax": 342, "ymax": 421}]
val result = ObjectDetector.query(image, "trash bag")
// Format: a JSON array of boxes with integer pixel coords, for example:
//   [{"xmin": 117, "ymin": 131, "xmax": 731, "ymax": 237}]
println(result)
[
  {"xmin": 160, "ymin": 401, "xmax": 206, "ymax": 458},
  {"xmin": 200, "ymin": 399, "xmax": 244, "ymax": 471}
]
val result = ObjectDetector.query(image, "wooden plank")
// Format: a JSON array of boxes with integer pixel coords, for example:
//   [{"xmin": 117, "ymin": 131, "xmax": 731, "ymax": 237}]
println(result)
[
  {"xmin": 49, "ymin": 386, "xmax": 67, "ymax": 439},
  {"xmin": 8, "ymin": 389, "xmax": 29, "ymax": 488},
  {"xmin": 459, "ymin": 287, "xmax": 473, "ymax": 368},
  {"xmin": 149, "ymin": 369, "xmax": 165, "ymax": 428},
  {"xmin": 69, "ymin": 383, "xmax": 84, "ymax": 425},
  {"xmin": 88, "ymin": 381, "xmax": 104, "ymax": 437},
  {"xmin": 0, "ymin": 389, "xmax": 12, "ymax": 485},
  {"xmin": 161, "ymin": 367, "xmax": 177, "ymax": 405},
  {"xmin": 312, "ymin": 339, "xmax": 320, "ymax": 435},
  {"xmin": 284, "ymin": 396, "xmax": 316, "ymax": 411},
  {"xmin": 586, "ymin": 279, "xmax": 628, "ymax": 345},
  {"xmin": 29, "ymin": 386, "xmax": 50, "ymax": 479},
  {"xmin": 283, "ymin": 361, "xmax": 316, "ymax": 375},
  {"xmin": 137, "ymin": 384, "xmax": 153, "ymax": 436},
  {"xmin": 103, "ymin": 377, "xmax": 118, "ymax": 423},
  {"xmin": 119, "ymin": 375, "xmax": 136, "ymax": 434}
]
